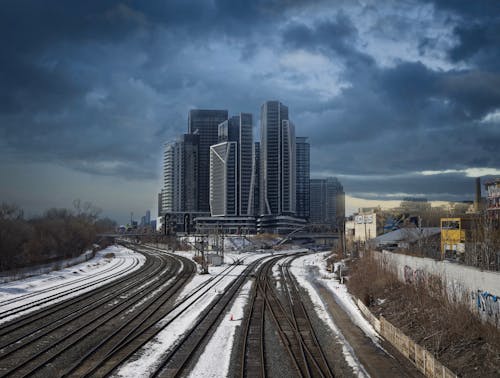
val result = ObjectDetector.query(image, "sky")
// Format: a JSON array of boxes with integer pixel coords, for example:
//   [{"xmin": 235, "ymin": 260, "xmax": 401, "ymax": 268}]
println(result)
[{"xmin": 1, "ymin": 0, "xmax": 500, "ymax": 223}]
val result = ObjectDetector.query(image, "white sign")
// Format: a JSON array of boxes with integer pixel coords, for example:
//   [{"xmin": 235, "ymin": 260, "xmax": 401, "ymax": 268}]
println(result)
[{"xmin": 355, "ymin": 215, "xmax": 373, "ymax": 224}]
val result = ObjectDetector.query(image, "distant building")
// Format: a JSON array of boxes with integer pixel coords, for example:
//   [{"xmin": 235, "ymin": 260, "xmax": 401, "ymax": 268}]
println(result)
[
  {"xmin": 217, "ymin": 113, "xmax": 255, "ymax": 216},
  {"xmin": 399, "ymin": 197, "xmax": 431, "ymax": 213},
  {"xmin": 161, "ymin": 133, "xmax": 208, "ymax": 233},
  {"xmin": 260, "ymin": 101, "xmax": 296, "ymax": 216},
  {"xmin": 485, "ymin": 178, "xmax": 500, "ymax": 219},
  {"xmin": 345, "ymin": 209, "xmax": 383, "ymax": 243},
  {"xmin": 310, "ymin": 177, "xmax": 345, "ymax": 230},
  {"xmin": 258, "ymin": 100, "xmax": 305, "ymax": 234},
  {"xmin": 162, "ymin": 134, "xmax": 200, "ymax": 213},
  {"xmin": 157, "ymin": 192, "xmax": 163, "ymax": 217},
  {"xmin": 253, "ymin": 142, "xmax": 260, "ymax": 216},
  {"xmin": 295, "ymin": 137, "xmax": 310, "ymax": 220},
  {"xmin": 210, "ymin": 141, "xmax": 238, "ymax": 216},
  {"xmin": 210, "ymin": 113, "xmax": 255, "ymax": 218},
  {"xmin": 188, "ymin": 109, "xmax": 228, "ymax": 212}
]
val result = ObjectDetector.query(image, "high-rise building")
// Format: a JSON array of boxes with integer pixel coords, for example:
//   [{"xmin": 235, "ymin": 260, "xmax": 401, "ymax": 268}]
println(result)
[
  {"xmin": 209, "ymin": 141, "xmax": 238, "ymax": 216},
  {"xmin": 238, "ymin": 113, "xmax": 254, "ymax": 216},
  {"xmin": 253, "ymin": 142, "xmax": 260, "ymax": 216},
  {"xmin": 310, "ymin": 177, "xmax": 345, "ymax": 230},
  {"xmin": 296, "ymin": 137, "xmax": 310, "ymax": 220},
  {"xmin": 260, "ymin": 101, "xmax": 296, "ymax": 216},
  {"xmin": 157, "ymin": 192, "xmax": 163, "ymax": 217},
  {"xmin": 188, "ymin": 109, "xmax": 228, "ymax": 212},
  {"xmin": 212, "ymin": 113, "xmax": 254, "ymax": 217},
  {"xmin": 162, "ymin": 134, "xmax": 199, "ymax": 213}
]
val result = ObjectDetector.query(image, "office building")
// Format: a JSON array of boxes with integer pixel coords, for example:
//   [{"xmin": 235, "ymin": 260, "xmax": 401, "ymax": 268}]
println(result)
[
  {"xmin": 211, "ymin": 113, "xmax": 254, "ymax": 217},
  {"xmin": 253, "ymin": 142, "xmax": 260, "ymax": 216},
  {"xmin": 209, "ymin": 141, "xmax": 238, "ymax": 216},
  {"xmin": 188, "ymin": 109, "xmax": 228, "ymax": 212},
  {"xmin": 162, "ymin": 134, "xmax": 199, "ymax": 213},
  {"xmin": 310, "ymin": 177, "xmax": 345, "ymax": 230},
  {"xmin": 296, "ymin": 137, "xmax": 310, "ymax": 220},
  {"xmin": 157, "ymin": 192, "xmax": 163, "ymax": 217},
  {"xmin": 260, "ymin": 101, "xmax": 296, "ymax": 216}
]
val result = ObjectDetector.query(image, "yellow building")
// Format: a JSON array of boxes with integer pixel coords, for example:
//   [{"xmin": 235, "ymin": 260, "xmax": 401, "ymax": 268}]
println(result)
[{"xmin": 440, "ymin": 218, "xmax": 466, "ymax": 259}]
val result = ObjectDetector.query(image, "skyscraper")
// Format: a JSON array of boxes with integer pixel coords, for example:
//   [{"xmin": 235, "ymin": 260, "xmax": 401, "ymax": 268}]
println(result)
[
  {"xmin": 253, "ymin": 141, "xmax": 260, "ymax": 216},
  {"xmin": 260, "ymin": 101, "xmax": 296, "ymax": 216},
  {"xmin": 209, "ymin": 141, "xmax": 238, "ymax": 216},
  {"xmin": 238, "ymin": 113, "xmax": 254, "ymax": 216},
  {"xmin": 210, "ymin": 113, "xmax": 254, "ymax": 217},
  {"xmin": 310, "ymin": 177, "xmax": 345, "ymax": 230},
  {"xmin": 296, "ymin": 137, "xmax": 310, "ymax": 220},
  {"xmin": 188, "ymin": 109, "xmax": 228, "ymax": 212},
  {"xmin": 162, "ymin": 134, "xmax": 199, "ymax": 213}
]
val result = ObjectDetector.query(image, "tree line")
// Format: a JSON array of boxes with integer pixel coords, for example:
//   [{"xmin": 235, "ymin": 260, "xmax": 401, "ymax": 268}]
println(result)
[{"xmin": 0, "ymin": 201, "xmax": 117, "ymax": 271}]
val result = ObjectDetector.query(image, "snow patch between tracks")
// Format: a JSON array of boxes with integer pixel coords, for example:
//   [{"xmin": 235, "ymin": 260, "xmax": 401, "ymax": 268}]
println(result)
[{"xmin": 290, "ymin": 253, "xmax": 371, "ymax": 377}]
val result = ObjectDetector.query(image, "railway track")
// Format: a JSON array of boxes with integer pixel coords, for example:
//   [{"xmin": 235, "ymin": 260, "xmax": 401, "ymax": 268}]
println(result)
[
  {"xmin": 0, "ymin": 254, "xmax": 129, "ymax": 310},
  {"xmin": 85, "ymin": 249, "xmax": 263, "ymax": 378},
  {"xmin": 240, "ymin": 253, "xmax": 334, "ymax": 378},
  {"xmin": 0, "ymin": 255, "xmax": 138, "ymax": 321},
  {"xmin": 0, "ymin": 243, "xmax": 195, "ymax": 378},
  {"xmin": 151, "ymin": 258, "xmax": 261, "ymax": 377}
]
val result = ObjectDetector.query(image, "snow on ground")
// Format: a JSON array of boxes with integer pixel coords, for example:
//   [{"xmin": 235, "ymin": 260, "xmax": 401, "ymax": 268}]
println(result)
[
  {"xmin": 115, "ymin": 248, "xmax": 303, "ymax": 377},
  {"xmin": 0, "ymin": 249, "xmax": 95, "ymax": 284},
  {"xmin": 290, "ymin": 253, "xmax": 370, "ymax": 377},
  {"xmin": 314, "ymin": 256, "xmax": 381, "ymax": 346},
  {"xmin": 0, "ymin": 245, "xmax": 145, "ymax": 324},
  {"xmin": 188, "ymin": 280, "xmax": 253, "ymax": 378}
]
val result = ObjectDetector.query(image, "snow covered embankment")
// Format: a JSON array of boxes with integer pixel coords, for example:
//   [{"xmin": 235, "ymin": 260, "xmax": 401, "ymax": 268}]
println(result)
[{"xmin": 0, "ymin": 245, "xmax": 145, "ymax": 324}]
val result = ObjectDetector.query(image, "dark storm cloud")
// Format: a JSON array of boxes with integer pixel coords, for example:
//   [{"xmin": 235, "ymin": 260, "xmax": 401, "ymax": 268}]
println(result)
[
  {"xmin": 343, "ymin": 173, "xmax": 478, "ymax": 201},
  {"xmin": 1, "ymin": 0, "xmax": 499, "ymax": 204},
  {"xmin": 282, "ymin": 14, "xmax": 375, "ymax": 69},
  {"xmin": 431, "ymin": 0, "xmax": 500, "ymax": 71}
]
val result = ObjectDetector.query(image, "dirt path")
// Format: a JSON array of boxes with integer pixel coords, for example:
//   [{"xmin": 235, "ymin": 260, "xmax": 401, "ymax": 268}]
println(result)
[{"xmin": 313, "ymin": 280, "xmax": 423, "ymax": 378}]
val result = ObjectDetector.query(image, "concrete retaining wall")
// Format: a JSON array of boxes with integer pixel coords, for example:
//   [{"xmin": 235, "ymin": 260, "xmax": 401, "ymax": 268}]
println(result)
[{"xmin": 377, "ymin": 250, "xmax": 500, "ymax": 295}]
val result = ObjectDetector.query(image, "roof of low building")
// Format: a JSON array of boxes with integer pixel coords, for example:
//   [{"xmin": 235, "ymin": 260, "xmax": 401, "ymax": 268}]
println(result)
[{"xmin": 372, "ymin": 227, "xmax": 441, "ymax": 246}]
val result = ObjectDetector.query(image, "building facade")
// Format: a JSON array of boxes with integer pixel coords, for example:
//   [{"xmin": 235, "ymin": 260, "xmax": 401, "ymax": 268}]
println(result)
[
  {"xmin": 296, "ymin": 136, "xmax": 310, "ymax": 220},
  {"xmin": 162, "ymin": 134, "xmax": 199, "ymax": 214},
  {"xmin": 253, "ymin": 142, "xmax": 260, "ymax": 216},
  {"xmin": 485, "ymin": 178, "xmax": 500, "ymax": 219},
  {"xmin": 188, "ymin": 109, "xmax": 228, "ymax": 212},
  {"xmin": 213, "ymin": 113, "xmax": 255, "ymax": 217},
  {"xmin": 310, "ymin": 177, "xmax": 345, "ymax": 230},
  {"xmin": 260, "ymin": 101, "xmax": 296, "ymax": 216},
  {"xmin": 209, "ymin": 141, "xmax": 238, "ymax": 216}
]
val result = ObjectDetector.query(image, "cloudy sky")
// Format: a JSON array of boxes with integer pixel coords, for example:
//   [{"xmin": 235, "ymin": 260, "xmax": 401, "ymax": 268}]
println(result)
[{"xmin": 1, "ymin": 1, "xmax": 500, "ymax": 222}]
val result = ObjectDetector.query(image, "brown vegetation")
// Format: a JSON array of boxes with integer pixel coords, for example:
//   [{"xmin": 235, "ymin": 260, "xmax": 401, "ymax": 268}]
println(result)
[
  {"xmin": 0, "ymin": 201, "xmax": 116, "ymax": 271},
  {"xmin": 347, "ymin": 252, "xmax": 500, "ymax": 376}
]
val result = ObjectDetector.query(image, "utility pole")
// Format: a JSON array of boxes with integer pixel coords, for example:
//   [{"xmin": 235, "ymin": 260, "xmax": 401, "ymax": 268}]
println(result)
[
  {"xmin": 198, "ymin": 234, "xmax": 208, "ymax": 274},
  {"xmin": 219, "ymin": 224, "xmax": 224, "ymax": 263}
]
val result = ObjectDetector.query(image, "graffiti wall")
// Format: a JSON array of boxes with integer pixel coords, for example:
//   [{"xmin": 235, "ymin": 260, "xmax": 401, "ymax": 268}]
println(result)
[
  {"xmin": 473, "ymin": 290, "xmax": 500, "ymax": 327},
  {"xmin": 398, "ymin": 261, "xmax": 500, "ymax": 327}
]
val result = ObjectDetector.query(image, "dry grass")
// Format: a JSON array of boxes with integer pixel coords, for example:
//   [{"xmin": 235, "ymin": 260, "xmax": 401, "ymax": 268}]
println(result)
[{"xmin": 347, "ymin": 253, "xmax": 500, "ymax": 376}]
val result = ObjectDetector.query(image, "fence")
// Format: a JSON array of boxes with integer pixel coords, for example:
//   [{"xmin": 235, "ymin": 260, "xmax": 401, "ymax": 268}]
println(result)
[
  {"xmin": 356, "ymin": 299, "xmax": 456, "ymax": 378},
  {"xmin": 356, "ymin": 298, "xmax": 380, "ymax": 333}
]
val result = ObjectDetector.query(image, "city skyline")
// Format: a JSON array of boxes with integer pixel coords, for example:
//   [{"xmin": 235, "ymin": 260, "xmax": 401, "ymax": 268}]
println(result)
[{"xmin": 1, "ymin": 1, "xmax": 499, "ymax": 223}]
